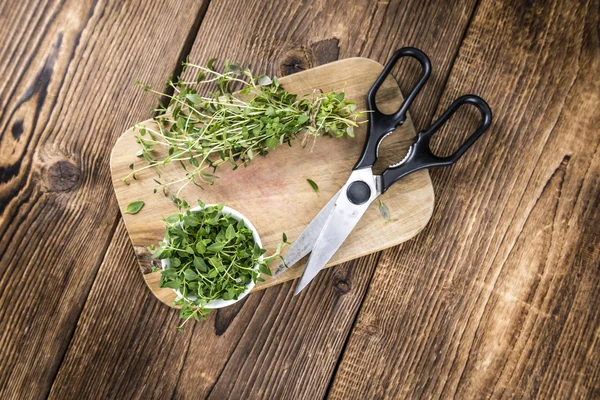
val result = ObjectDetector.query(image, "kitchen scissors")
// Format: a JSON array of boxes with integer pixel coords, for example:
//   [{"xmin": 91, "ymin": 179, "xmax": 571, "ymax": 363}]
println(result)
[{"xmin": 274, "ymin": 47, "xmax": 492, "ymax": 294}]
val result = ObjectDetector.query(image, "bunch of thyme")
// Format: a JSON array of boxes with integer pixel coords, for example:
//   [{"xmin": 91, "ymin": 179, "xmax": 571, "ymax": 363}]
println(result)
[{"xmin": 124, "ymin": 59, "xmax": 364, "ymax": 195}]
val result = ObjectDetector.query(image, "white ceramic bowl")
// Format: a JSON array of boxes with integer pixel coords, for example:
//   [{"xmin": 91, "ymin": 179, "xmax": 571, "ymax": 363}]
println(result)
[{"xmin": 161, "ymin": 205, "xmax": 262, "ymax": 309}]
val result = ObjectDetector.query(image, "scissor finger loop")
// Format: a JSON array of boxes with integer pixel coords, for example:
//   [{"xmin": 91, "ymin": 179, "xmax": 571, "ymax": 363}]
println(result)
[
  {"xmin": 355, "ymin": 48, "xmax": 432, "ymax": 171},
  {"xmin": 380, "ymin": 94, "xmax": 493, "ymax": 193}
]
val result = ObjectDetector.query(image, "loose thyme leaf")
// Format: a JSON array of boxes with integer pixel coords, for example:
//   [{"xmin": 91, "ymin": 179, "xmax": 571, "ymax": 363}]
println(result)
[
  {"xmin": 379, "ymin": 199, "xmax": 391, "ymax": 222},
  {"xmin": 185, "ymin": 93, "xmax": 202, "ymax": 104},
  {"xmin": 125, "ymin": 201, "xmax": 145, "ymax": 215},
  {"xmin": 257, "ymin": 75, "xmax": 272, "ymax": 85},
  {"xmin": 307, "ymin": 179, "xmax": 319, "ymax": 193},
  {"xmin": 206, "ymin": 57, "xmax": 217, "ymax": 71}
]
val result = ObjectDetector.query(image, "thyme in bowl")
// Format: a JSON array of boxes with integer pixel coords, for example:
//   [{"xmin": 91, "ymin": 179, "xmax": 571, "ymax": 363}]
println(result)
[
  {"xmin": 149, "ymin": 200, "xmax": 284, "ymax": 330},
  {"xmin": 124, "ymin": 59, "xmax": 364, "ymax": 195}
]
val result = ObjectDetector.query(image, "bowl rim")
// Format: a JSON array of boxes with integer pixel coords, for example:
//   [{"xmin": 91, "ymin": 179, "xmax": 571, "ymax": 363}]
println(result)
[{"xmin": 161, "ymin": 204, "xmax": 261, "ymax": 309}]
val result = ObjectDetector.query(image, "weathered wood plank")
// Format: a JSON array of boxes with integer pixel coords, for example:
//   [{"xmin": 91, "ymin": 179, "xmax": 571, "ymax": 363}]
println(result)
[
  {"xmin": 329, "ymin": 0, "xmax": 600, "ymax": 398},
  {"xmin": 49, "ymin": 0, "xmax": 479, "ymax": 398},
  {"xmin": 0, "ymin": 0, "xmax": 208, "ymax": 398}
]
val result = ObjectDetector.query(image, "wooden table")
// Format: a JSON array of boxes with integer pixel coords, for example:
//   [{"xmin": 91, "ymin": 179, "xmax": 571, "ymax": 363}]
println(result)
[{"xmin": 1, "ymin": 0, "xmax": 598, "ymax": 398}]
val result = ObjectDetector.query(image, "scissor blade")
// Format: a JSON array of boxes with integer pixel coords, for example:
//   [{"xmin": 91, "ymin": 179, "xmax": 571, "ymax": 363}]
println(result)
[
  {"xmin": 272, "ymin": 189, "xmax": 342, "ymax": 278},
  {"xmin": 294, "ymin": 170, "xmax": 379, "ymax": 295}
]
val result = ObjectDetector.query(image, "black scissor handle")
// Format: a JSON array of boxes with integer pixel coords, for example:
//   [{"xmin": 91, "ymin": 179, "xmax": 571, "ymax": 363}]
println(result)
[
  {"xmin": 380, "ymin": 95, "xmax": 492, "ymax": 193},
  {"xmin": 354, "ymin": 48, "xmax": 431, "ymax": 170}
]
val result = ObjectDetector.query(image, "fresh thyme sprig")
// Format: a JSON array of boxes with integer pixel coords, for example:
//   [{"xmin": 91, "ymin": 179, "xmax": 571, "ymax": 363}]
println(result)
[{"xmin": 124, "ymin": 59, "xmax": 364, "ymax": 196}]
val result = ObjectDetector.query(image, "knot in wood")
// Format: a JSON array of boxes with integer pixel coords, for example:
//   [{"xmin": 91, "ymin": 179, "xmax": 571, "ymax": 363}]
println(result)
[
  {"xmin": 46, "ymin": 160, "xmax": 81, "ymax": 192},
  {"xmin": 12, "ymin": 120, "xmax": 24, "ymax": 139},
  {"xmin": 333, "ymin": 277, "xmax": 352, "ymax": 294},
  {"xmin": 279, "ymin": 38, "xmax": 340, "ymax": 77},
  {"xmin": 280, "ymin": 49, "xmax": 309, "ymax": 76}
]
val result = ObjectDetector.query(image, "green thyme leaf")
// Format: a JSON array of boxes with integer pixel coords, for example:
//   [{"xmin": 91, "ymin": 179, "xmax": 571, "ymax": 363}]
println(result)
[
  {"xmin": 265, "ymin": 136, "xmax": 278, "ymax": 149},
  {"xmin": 226, "ymin": 224, "xmax": 236, "ymax": 240},
  {"xmin": 125, "ymin": 201, "xmax": 145, "ymax": 215},
  {"xmin": 379, "ymin": 199, "xmax": 391, "ymax": 222},
  {"xmin": 207, "ymin": 242, "xmax": 225, "ymax": 252},
  {"xmin": 258, "ymin": 263, "xmax": 272, "ymax": 276},
  {"xmin": 184, "ymin": 269, "xmax": 198, "ymax": 280},
  {"xmin": 307, "ymin": 179, "xmax": 319, "ymax": 193}
]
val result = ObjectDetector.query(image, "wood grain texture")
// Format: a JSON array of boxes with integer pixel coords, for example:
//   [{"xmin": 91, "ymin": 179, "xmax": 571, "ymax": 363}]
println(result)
[
  {"xmin": 329, "ymin": 0, "xmax": 600, "ymax": 398},
  {"xmin": 48, "ymin": 220, "xmax": 196, "ymax": 399},
  {"xmin": 49, "ymin": 0, "xmax": 480, "ymax": 398},
  {"xmin": 9, "ymin": 0, "xmax": 597, "ymax": 398},
  {"xmin": 111, "ymin": 57, "xmax": 435, "ymax": 304},
  {"xmin": 0, "ymin": 0, "xmax": 208, "ymax": 398}
]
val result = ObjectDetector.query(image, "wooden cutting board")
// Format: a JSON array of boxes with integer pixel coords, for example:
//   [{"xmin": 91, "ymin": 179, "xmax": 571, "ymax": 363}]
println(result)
[{"xmin": 110, "ymin": 57, "xmax": 434, "ymax": 306}]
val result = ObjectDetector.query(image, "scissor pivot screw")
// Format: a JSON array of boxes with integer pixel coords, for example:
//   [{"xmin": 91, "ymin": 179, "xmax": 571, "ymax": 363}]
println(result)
[{"xmin": 347, "ymin": 181, "xmax": 371, "ymax": 205}]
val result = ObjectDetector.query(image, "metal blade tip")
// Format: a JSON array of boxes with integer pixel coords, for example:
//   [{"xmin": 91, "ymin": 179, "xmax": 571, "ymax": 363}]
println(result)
[{"xmin": 293, "ymin": 279, "xmax": 309, "ymax": 296}]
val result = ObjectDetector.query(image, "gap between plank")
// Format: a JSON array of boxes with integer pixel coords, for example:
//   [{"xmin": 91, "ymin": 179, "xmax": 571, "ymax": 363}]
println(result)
[
  {"xmin": 44, "ymin": 212, "xmax": 121, "ymax": 399},
  {"xmin": 322, "ymin": 252, "xmax": 383, "ymax": 399},
  {"xmin": 425, "ymin": 0, "xmax": 482, "ymax": 129}
]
